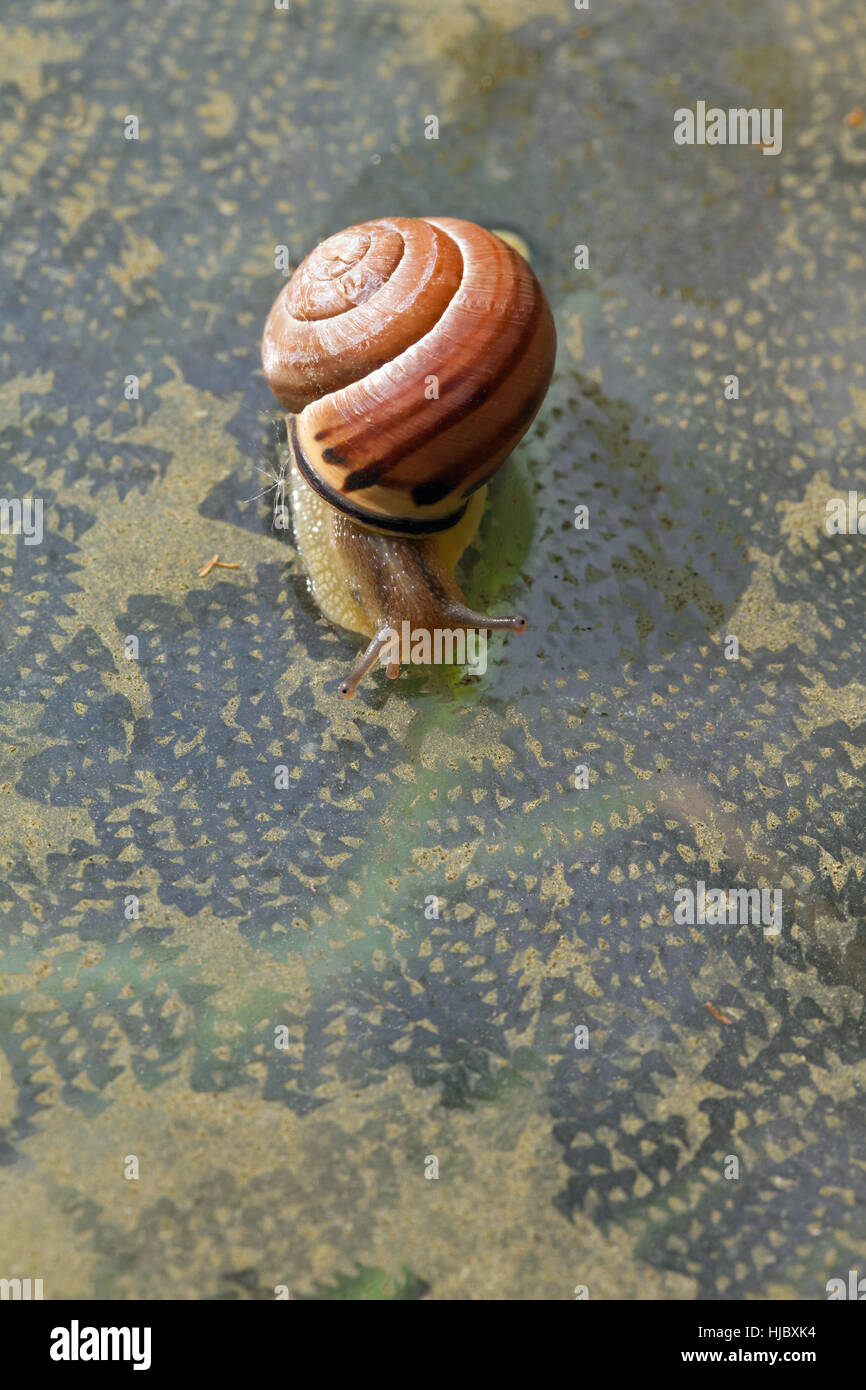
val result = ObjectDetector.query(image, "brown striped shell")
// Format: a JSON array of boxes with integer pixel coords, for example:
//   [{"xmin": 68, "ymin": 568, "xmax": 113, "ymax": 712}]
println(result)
[{"xmin": 261, "ymin": 216, "xmax": 557, "ymax": 535}]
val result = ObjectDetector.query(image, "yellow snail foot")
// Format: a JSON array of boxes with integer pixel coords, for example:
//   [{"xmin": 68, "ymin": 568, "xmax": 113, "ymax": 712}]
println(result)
[{"xmin": 490, "ymin": 228, "xmax": 531, "ymax": 261}]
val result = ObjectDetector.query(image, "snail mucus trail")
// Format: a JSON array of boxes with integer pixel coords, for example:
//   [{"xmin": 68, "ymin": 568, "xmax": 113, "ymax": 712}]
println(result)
[{"xmin": 261, "ymin": 216, "xmax": 557, "ymax": 697}]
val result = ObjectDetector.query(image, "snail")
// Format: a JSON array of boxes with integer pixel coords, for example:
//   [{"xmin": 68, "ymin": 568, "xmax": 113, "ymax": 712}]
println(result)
[{"xmin": 261, "ymin": 216, "xmax": 556, "ymax": 697}]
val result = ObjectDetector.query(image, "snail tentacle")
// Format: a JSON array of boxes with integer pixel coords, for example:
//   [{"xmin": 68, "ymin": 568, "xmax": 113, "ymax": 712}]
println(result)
[{"xmin": 339, "ymin": 626, "xmax": 400, "ymax": 700}]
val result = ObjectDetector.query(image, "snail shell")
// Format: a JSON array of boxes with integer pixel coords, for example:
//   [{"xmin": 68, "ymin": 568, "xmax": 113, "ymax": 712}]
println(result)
[{"xmin": 261, "ymin": 216, "xmax": 556, "ymax": 534}]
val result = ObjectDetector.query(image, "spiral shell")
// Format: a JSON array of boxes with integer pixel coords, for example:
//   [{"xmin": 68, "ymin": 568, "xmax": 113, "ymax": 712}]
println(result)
[{"xmin": 261, "ymin": 216, "xmax": 556, "ymax": 534}]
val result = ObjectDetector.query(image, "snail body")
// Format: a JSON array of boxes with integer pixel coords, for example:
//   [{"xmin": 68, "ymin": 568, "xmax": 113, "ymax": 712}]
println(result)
[{"xmin": 261, "ymin": 216, "xmax": 556, "ymax": 696}]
